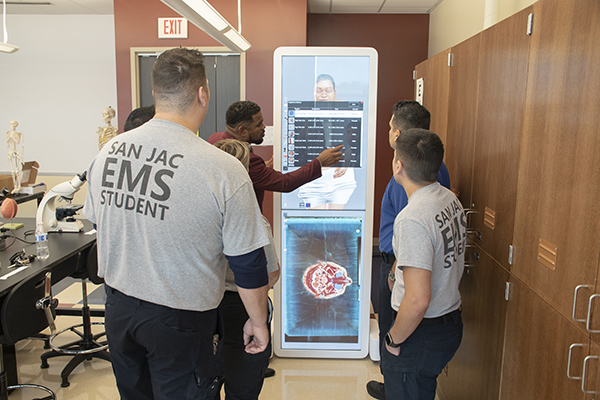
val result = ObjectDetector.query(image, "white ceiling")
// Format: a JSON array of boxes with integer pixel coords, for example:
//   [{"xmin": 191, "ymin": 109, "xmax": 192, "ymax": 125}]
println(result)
[
  {"xmin": 308, "ymin": 0, "xmax": 441, "ymax": 14},
  {"xmin": 4, "ymin": 0, "xmax": 441, "ymax": 15}
]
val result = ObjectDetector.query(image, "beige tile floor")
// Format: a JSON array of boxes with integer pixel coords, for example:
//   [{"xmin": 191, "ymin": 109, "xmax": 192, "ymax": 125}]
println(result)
[
  {"xmin": 11, "ymin": 317, "xmax": 384, "ymax": 400},
  {"xmin": 8, "ymin": 279, "xmax": 439, "ymax": 399}
]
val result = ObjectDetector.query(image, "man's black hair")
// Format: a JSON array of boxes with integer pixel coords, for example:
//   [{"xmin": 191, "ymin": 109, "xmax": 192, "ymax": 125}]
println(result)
[
  {"xmin": 124, "ymin": 105, "xmax": 155, "ymax": 132},
  {"xmin": 391, "ymin": 101, "xmax": 431, "ymax": 131},
  {"xmin": 226, "ymin": 101, "xmax": 261, "ymax": 128},
  {"xmin": 394, "ymin": 128, "xmax": 444, "ymax": 184}
]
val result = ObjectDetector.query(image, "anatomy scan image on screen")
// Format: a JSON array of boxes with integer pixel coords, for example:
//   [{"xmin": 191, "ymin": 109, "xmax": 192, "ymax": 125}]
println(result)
[
  {"xmin": 281, "ymin": 215, "xmax": 363, "ymax": 349},
  {"xmin": 280, "ymin": 55, "xmax": 371, "ymax": 211}
]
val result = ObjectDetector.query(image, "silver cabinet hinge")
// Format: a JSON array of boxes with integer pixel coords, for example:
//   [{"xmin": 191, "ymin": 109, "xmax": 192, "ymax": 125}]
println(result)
[
  {"xmin": 505, "ymin": 282, "xmax": 511, "ymax": 301},
  {"xmin": 447, "ymin": 52, "xmax": 453, "ymax": 67},
  {"xmin": 508, "ymin": 245, "xmax": 514, "ymax": 265},
  {"xmin": 527, "ymin": 13, "xmax": 534, "ymax": 36}
]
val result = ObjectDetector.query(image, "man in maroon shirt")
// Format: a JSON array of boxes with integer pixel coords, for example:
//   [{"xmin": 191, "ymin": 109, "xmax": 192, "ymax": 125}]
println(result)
[{"xmin": 208, "ymin": 100, "xmax": 343, "ymax": 210}]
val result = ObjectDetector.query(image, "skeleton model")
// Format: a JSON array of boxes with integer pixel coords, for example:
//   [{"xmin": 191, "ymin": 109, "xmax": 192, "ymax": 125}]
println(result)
[
  {"xmin": 97, "ymin": 106, "xmax": 118, "ymax": 150},
  {"xmin": 6, "ymin": 120, "xmax": 24, "ymax": 193}
]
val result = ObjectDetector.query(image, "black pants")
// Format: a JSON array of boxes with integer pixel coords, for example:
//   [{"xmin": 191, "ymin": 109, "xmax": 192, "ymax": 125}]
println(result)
[
  {"xmin": 378, "ymin": 254, "xmax": 395, "ymax": 372},
  {"xmin": 216, "ymin": 291, "xmax": 271, "ymax": 400},
  {"xmin": 105, "ymin": 286, "xmax": 223, "ymax": 400}
]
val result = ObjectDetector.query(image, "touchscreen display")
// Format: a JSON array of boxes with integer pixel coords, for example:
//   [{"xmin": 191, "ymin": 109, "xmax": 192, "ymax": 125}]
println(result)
[{"xmin": 279, "ymin": 55, "xmax": 371, "ymax": 211}]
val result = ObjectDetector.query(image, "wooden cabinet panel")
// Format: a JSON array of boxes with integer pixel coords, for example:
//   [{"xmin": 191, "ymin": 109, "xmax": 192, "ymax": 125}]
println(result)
[
  {"xmin": 438, "ymin": 244, "xmax": 508, "ymax": 400},
  {"xmin": 500, "ymin": 277, "xmax": 588, "ymax": 400},
  {"xmin": 511, "ymin": 0, "xmax": 600, "ymax": 326},
  {"xmin": 445, "ymin": 34, "xmax": 481, "ymax": 209},
  {"xmin": 415, "ymin": 49, "xmax": 450, "ymax": 146},
  {"xmin": 470, "ymin": 7, "xmax": 532, "ymax": 270}
]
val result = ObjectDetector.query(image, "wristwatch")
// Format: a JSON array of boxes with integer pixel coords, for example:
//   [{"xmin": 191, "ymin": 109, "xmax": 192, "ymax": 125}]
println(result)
[{"xmin": 385, "ymin": 332, "xmax": 401, "ymax": 348}]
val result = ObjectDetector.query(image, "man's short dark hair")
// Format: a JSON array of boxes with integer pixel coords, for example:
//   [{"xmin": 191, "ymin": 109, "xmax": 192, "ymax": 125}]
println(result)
[
  {"xmin": 392, "ymin": 101, "xmax": 431, "ymax": 131},
  {"xmin": 124, "ymin": 105, "xmax": 155, "ymax": 132},
  {"xmin": 226, "ymin": 101, "xmax": 261, "ymax": 128},
  {"xmin": 394, "ymin": 128, "xmax": 444, "ymax": 184},
  {"xmin": 316, "ymin": 73, "xmax": 335, "ymax": 88},
  {"xmin": 152, "ymin": 48, "xmax": 207, "ymax": 113}
]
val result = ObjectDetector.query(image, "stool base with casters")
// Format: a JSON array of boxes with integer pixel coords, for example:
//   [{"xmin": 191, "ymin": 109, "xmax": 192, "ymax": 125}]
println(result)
[{"xmin": 39, "ymin": 269, "xmax": 111, "ymax": 387}]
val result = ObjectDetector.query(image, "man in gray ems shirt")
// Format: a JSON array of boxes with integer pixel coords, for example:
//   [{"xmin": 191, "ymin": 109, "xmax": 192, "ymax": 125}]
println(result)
[
  {"xmin": 381, "ymin": 128, "xmax": 465, "ymax": 400},
  {"xmin": 83, "ymin": 48, "xmax": 271, "ymax": 400}
]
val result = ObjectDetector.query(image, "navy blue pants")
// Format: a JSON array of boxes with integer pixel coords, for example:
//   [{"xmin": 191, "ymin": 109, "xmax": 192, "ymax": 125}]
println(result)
[
  {"xmin": 377, "ymin": 255, "xmax": 395, "ymax": 372},
  {"xmin": 105, "ymin": 286, "xmax": 223, "ymax": 400},
  {"xmin": 216, "ymin": 291, "xmax": 270, "ymax": 400},
  {"xmin": 381, "ymin": 309, "xmax": 463, "ymax": 400}
]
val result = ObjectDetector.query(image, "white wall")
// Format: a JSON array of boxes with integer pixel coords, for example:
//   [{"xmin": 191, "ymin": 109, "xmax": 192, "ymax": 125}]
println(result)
[
  {"xmin": 428, "ymin": 0, "xmax": 536, "ymax": 57},
  {"xmin": 0, "ymin": 14, "xmax": 117, "ymax": 176}
]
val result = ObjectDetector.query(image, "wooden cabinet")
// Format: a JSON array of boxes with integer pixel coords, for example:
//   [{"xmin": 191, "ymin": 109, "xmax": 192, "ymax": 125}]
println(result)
[
  {"xmin": 414, "ymin": 49, "xmax": 451, "ymax": 146},
  {"xmin": 444, "ymin": 33, "xmax": 481, "ymax": 209},
  {"xmin": 469, "ymin": 7, "xmax": 532, "ymax": 270},
  {"xmin": 438, "ymin": 244, "xmax": 508, "ymax": 400},
  {"xmin": 511, "ymin": 0, "xmax": 600, "ymax": 326},
  {"xmin": 500, "ymin": 277, "xmax": 588, "ymax": 400},
  {"xmin": 416, "ymin": 1, "xmax": 600, "ymax": 398}
]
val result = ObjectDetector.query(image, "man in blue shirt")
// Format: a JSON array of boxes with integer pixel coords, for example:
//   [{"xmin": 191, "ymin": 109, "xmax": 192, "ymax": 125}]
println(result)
[{"xmin": 367, "ymin": 101, "xmax": 450, "ymax": 400}]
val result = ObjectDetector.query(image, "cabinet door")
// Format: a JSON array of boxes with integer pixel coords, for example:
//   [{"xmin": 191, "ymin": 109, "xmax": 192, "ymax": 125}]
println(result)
[
  {"xmin": 437, "ymin": 244, "xmax": 508, "ymax": 400},
  {"xmin": 500, "ymin": 277, "xmax": 588, "ymax": 400},
  {"xmin": 511, "ymin": 0, "xmax": 600, "ymax": 325},
  {"xmin": 469, "ymin": 7, "xmax": 532, "ymax": 270},
  {"xmin": 445, "ymin": 34, "xmax": 481, "ymax": 209},
  {"xmin": 415, "ymin": 49, "xmax": 450, "ymax": 146}
]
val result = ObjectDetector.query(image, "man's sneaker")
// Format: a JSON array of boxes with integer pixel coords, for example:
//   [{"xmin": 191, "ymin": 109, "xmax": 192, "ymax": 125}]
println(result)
[{"xmin": 366, "ymin": 380, "xmax": 386, "ymax": 400}]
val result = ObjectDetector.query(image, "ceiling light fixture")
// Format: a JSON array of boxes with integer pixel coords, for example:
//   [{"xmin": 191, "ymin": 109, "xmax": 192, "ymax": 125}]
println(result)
[
  {"xmin": 1, "ymin": 0, "xmax": 19, "ymax": 53},
  {"xmin": 160, "ymin": 0, "xmax": 251, "ymax": 52}
]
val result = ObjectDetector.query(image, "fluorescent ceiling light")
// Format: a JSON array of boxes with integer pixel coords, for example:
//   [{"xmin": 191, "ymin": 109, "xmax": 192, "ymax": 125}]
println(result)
[
  {"xmin": 223, "ymin": 28, "xmax": 250, "ymax": 52},
  {"xmin": 0, "ymin": 41, "xmax": 18, "ymax": 53},
  {"xmin": 2, "ymin": 0, "xmax": 18, "ymax": 53},
  {"xmin": 160, "ymin": 0, "xmax": 251, "ymax": 53}
]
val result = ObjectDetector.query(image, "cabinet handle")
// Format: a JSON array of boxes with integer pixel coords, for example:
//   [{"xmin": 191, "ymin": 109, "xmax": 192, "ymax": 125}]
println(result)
[
  {"xmin": 567, "ymin": 343, "xmax": 583, "ymax": 380},
  {"xmin": 572, "ymin": 285, "xmax": 590, "ymax": 323},
  {"xmin": 464, "ymin": 208, "xmax": 478, "ymax": 216},
  {"xmin": 586, "ymin": 294, "xmax": 600, "ymax": 333},
  {"xmin": 465, "ymin": 250, "xmax": 480, "ymax": 268},
  {"xmin": 581, "ymin": 355, "xmax": 599, "ymax": 394}
]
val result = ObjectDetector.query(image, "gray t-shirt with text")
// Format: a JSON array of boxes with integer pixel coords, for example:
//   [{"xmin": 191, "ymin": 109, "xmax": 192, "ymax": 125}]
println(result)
[{"xmin": 391, "ymin": 182, "xmax": 466, "ymax": 317}]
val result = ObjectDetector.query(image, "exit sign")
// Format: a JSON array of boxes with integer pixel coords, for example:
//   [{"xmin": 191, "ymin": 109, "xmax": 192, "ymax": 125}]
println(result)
[{"xmin": 158, "ymin": 17, "xmax": 188, "ymax": 39}]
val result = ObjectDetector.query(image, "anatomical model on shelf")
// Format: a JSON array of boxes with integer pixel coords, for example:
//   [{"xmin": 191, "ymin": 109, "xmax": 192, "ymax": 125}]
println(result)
[
  {"xmin": 97, "ymin": 106, "xmax": 118, "ymax": 150},
  {"xmin": 6, "ymin": 120, "xmax": 24, "ymax": 193}
]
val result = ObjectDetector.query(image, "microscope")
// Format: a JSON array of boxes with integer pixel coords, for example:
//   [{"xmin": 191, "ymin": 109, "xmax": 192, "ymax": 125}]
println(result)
[{"xmin": 36, "ymin": 171, "xmax": 87, "ymax": 232}]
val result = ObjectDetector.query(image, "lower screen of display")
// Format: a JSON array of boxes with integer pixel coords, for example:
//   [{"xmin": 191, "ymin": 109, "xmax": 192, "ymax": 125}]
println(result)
[{"xmin": 281, "ymin": 215, "xmax": 362, "ymax": 349}]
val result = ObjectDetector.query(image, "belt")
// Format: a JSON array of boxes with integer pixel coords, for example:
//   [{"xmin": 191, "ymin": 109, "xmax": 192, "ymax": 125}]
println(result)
[
  {"xmin": 420, "ymin": 309, "xmax": 461, "ymax": 326},
  {"xmin": 381, "ymin": 252, "xmax": 396, "ymax": 264}
]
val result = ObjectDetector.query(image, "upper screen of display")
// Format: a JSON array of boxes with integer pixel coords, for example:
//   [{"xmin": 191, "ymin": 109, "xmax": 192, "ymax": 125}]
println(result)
[
  {"xmin": 284, "ymin": 101, "xmax": 363, "ymax": 170},
  {"xmin": 279, "ymin": 55, "xmax": 371, "ymax": 211}
]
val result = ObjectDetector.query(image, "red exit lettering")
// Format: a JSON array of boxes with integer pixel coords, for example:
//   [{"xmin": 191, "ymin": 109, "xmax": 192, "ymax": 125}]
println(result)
[{"xmin": 163, "ymin": 19, "xmax": 181, "ymax": 35}]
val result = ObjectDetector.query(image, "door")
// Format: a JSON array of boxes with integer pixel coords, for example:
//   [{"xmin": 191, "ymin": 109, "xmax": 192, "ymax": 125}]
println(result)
[
  {"xmin": 510, "ymin": 0, "xmax": 600, "ymax": 326},
  {"xmin": 445, "ymin": 34, "xmax": 481, "ymax": 210},
  {"xmin": 469, "ymin": 7, "xmax": 532, "ymax": 270},
  {"xmin": 500, "ymin": 277, "xmax": 588, "ymax": 400},
  {"xmin": 438, "ymin": 243, "xmax": 508, "ymax": 400},
  {"xmin": 135, "ymin": 50, "xmax": 242, "ymax": 140}
]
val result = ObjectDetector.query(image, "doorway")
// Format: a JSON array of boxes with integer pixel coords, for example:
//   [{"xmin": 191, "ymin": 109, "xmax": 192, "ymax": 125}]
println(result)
[{"xmin": 130, "ymin": 47, "xmax": 245, "ymax": 140}]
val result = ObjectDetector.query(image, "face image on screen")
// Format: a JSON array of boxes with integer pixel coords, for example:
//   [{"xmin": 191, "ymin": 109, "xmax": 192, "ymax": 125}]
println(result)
[
  {"xmin": 280, "ymin": 215, "xmax": 363, "ymax": 350},
  {"xmin": 279, "ymin": 55, "xmax": 371, "ymax": 211}
]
